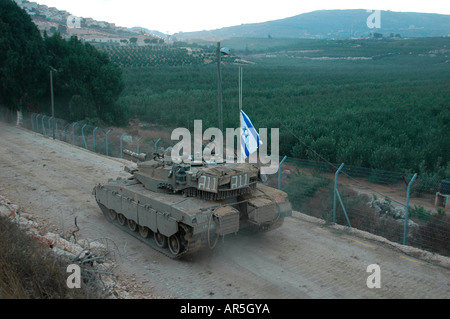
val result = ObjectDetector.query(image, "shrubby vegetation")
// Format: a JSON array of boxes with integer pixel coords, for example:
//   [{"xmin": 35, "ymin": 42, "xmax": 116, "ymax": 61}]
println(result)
[
  {"xmin": 102, "ymin": 45, "xmax": 207, "ymax": 67},
  {"xmin": 0, "ymin": 214, "xmax": 105, "ymax": 298}
]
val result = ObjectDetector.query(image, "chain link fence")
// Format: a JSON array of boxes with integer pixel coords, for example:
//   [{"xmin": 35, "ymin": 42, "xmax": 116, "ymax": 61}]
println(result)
[
  {"xmin": 0, "ymin": 108, "xmax": 172, "ymax": 159},
  {"xmin": 267, "ymin": 157, "xmax": 449, "ymax": 256},
  {"xmin": 1, "ymin": 107, "xmax": 449, "ymax": 256}
]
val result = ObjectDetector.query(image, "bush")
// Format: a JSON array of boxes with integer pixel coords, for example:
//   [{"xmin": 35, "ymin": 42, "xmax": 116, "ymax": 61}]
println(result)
[
  {"xmin": 283, "ymin": 171, "xmax": 331, "ymax": 213},
  {"xmin": 0, "ymin": 215, "xmax": 105, "ymax": 298},
  {"xmin": 409, "ymin": 205, "xmax": 432, "ymax": 222}
]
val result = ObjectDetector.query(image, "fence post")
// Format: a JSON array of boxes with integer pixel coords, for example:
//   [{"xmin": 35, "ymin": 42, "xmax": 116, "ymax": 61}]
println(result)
[
  {"xmin": 333, "ymin": 163, "xmax": 345, "ymax": 223},
  {"xmin": 36, "ymin": 114, "xmax": 40, "ymax": 132},
  {"xmin": 71, "ymin": 122, "xmax": 78, "ymax": 145},
  {"xmin": 154, "ymin": 138, "xmax": 161, "ymax": 154},
  {"xmin": 403, "ymin": 173, "xmax": 418, "ymax": 245},
  {"xmin": 48, "ymin": 117, "xmax": 53, "ymax": 136},
  {"xmin": 120, "ymin": 133, "xmax": 126, "ymax": 158},
  {"xmin": 93, "ymin": 127, "xmax": 98, "ymax": 152},
  {"xmin": 278, "ymin": 155, "xmax": 287, "ymax": 190},
  {"xmin": 31, "ymin": 113, "xmax": 35, "ymax": 131},
  {"xmin": 105, "ymin": 129, "xmax": 112, "ymax": 156},
  {"xmin": 137, "ymin": 136, "xmax": 143, "ymax": 154},
  {"xmin": 81, "ymin": 124, "xmax": 88, "ymax": 149},
  {"xmin": 335, "ymin": 184, "xmax": 352, "ymax": 228},
  {"xmin": 42, "ymin": 115, "xmax": 46, "ymax": 136},
  {"xmin": 55, "ymin": 121, "xmax": 59, "ymax": 140}
]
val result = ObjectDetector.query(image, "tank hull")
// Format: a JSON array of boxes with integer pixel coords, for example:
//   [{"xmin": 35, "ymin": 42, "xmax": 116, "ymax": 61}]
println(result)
[{"xmin": 92, "ymin": 178, "xmax": 292, "ymax": 258}]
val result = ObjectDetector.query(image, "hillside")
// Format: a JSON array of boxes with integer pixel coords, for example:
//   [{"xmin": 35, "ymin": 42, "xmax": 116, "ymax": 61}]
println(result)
[
  {"xmin": 13, "ymin": 0, "xmax": 164, "ymax": 45},
  {"xmin": 174, "ymin": 9, "xmax": 450, "ymax": 40}
]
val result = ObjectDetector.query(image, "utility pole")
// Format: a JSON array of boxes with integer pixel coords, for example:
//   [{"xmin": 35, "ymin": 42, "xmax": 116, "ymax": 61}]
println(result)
[
  {"xmin": 217, "ymin": 42, "xmax": 223, "ymax": 133},
  {"xmin": 50, "ymin": 68, "xmax": 56, "ymax": 139}
]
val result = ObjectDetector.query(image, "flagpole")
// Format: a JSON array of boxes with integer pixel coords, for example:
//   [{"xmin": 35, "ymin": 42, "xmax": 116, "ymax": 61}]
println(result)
[
  {"xmin": 239, "ymin": 66, "xmax": 242, "ymax": 116},
  {"xmin": 238, "ymin": 66, "xmax": 244, "ymax": 163},
  {"xmin": 217, "ymin": 42, "xmax": 223, "ymax": 133}
]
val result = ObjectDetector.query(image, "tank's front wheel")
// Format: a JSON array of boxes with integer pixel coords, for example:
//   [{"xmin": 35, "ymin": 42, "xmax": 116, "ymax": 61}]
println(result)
[
  {"xmin": 108, "ymin": 209, "xmax": 117, "ymax": 221},
  {"xmin": 154, "ymin": 232, "xmax": 167, "ymax": 248},
  {"xmin": 168, "ymin": 234, "xmax": 182, "ymax": 256}
]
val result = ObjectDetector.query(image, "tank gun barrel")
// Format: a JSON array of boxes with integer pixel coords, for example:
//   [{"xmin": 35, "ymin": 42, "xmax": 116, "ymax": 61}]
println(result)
[{"xmin": 123, "ymin": 149, "xmax": 147, "ymax": 162}]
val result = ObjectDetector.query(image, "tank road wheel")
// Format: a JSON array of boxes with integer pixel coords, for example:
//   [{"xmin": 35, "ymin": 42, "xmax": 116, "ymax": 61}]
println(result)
[
  {"xmin": 139, "ymin": 225, "xmax": 151, "ymax": 238},
  {"xmin": 168, "ymin": 234, "xmax": 182, "ymax": 256},
  {"xmin": 128, "ymin": 219, "xmax": 138, "ymax": 232},
  {"xmin": 117, "ymin": 214, "xmax": 126, "ymax": 226},
  {"xmin": 108, "ymin": 209, "xmax": 117, "ymax": 221},
  {"xmin": 154, "ymin": 232, "xmax": 167, "ymax": 248}
]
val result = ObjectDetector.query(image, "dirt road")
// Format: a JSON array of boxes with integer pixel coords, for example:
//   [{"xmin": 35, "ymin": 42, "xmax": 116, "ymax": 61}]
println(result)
[{"xmin": 0, "ymin": 121, "xmax": 448, "ymax": 299}]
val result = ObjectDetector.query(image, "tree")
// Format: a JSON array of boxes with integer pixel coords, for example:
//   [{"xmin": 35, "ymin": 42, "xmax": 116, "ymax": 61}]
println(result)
[
  {"xmin": 43, "ymin": 33, "xmax": 125, "ymax": 124},
  {"xmin": 0, "ymin": 0, "xmax": 48, "ymax": 111},
  {"xmin": 373, "ymin": 32, "xmax": 383, "ymax": 39}
]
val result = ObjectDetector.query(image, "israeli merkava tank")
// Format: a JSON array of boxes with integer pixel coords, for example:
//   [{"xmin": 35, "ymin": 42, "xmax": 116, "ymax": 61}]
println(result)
[{"xmin": 92, "ymin": 148, "xmax": 292, "ymax": 258}]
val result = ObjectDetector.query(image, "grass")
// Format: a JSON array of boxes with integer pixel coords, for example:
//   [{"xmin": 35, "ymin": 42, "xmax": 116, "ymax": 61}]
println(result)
[{"xmin": 0, "ymin": 214, "xmax": 106, "ymax": 298}]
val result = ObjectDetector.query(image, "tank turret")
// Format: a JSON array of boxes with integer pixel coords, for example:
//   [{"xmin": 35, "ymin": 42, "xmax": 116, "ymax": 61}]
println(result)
[{"xmin": 124, "ymin": 150, "xmax": 262, "ymax": 200}]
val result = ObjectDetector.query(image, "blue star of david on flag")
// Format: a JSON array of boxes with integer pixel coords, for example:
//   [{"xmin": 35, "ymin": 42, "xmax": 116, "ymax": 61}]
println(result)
[{"xmin": 240, "ymin": 110, "xmax": 262, "ymax": 159}]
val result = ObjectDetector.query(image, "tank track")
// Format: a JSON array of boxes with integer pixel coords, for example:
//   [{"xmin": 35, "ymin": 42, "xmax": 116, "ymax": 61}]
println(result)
[{"xmin": 96, "ymin": 202, "xmax": 206, "ymax": 259}]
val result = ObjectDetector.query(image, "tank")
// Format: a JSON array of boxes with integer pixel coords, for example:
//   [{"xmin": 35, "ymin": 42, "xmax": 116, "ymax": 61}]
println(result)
[{"xmin": 92, "ymin": 149, "xmax": 292, "ymax": 258}]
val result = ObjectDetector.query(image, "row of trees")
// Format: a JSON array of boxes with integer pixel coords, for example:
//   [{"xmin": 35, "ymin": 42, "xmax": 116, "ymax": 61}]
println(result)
[
  {"xmin": 118, "ymin": 48, "xmax": 450, "ymax": 175},
  {"xmin": 0, "ymin": 0, "xmax": 125, "ymax": 125},
  {"xmin": 101, "ymin": 46, "xmax": 207, "ymax": 67}
]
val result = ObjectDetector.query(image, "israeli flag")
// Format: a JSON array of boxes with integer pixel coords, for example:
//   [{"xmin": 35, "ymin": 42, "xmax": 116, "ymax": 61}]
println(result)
[{"xmin": 240, "ymin": 110, "xmax": 262, "ymax": 159}]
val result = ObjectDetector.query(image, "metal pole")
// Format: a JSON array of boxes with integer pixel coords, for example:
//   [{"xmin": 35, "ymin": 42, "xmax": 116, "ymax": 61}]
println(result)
[
  {"xmin": 120, "ymin": 133, "xmax": 126, "ymax": 158},
  {"xmin": 335, "ymin": 188, "xmax": 352, "ymax": 228},
  {"xmin": 403, "ymin": 173, "xmax": 417, "ymax": 245},
  {"xmin": 31, "ymin": 113, "xmax": 35, "ymax": 131},
  {"xmin": 333, "ymin": 163, "xmax": 345, "ymax": 223},
  {"xmin": 93, "ymin": 127, "xmax": 98, "ymax": 152},
  {"xmin": 105, "ymin": 129, "xmax": 112, "ymax": 156},
  {"xmin": 278, "ymin": 155, "xmax": 287, "ymax": 190},
  {"xmin": 137, "ymin": 137, "xmax": 143, "ymax": 154},
  {"xmin": 154, "ymin": 137, "xmax": 161, "ymax": 154},
  {"xmin": 217, "ymin": 42, "xmax": 223, "ymax": 133},
  {"xmin": 238, "ymin": 67, "xmax": 243, "ymax": 163},
  {"xmin": 42, "ymin": 115, "xmax": 46, "ymax": 135},
  {"xmin": 81, "ymin": 124, "xmax": 88, "ymax": 149},
  {"xmin": 72, "ymin": 122, "xmax": 77, "ymax": 145},
  {"xmin": 50, "ymin": 70, "xmax": 55, "ymax": 139},
  {"xmin": 48, "ymin": 116, "xmax": 52, "ymax": 135},
  {"xmin": 239, "ymin": 66, "xmax": 243, "ymax": 114},
  {"xmin": 36, "ymin": 114, "xmax": 40, "ymax": 131}
]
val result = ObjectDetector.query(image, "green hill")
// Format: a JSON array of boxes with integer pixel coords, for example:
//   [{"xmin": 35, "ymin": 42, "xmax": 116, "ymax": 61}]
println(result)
[{"xmin": 174, "ymin": 9, "xmax": 450, "ymax": 40}]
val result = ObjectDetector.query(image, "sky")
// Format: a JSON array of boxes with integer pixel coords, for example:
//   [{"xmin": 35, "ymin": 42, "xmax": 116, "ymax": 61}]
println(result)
[{"xmin": 33, "ymin": 0, "xmax": 450, "ymax": 34}]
